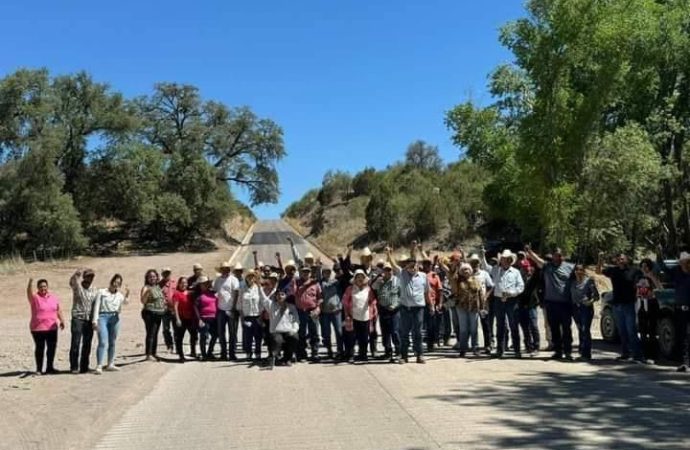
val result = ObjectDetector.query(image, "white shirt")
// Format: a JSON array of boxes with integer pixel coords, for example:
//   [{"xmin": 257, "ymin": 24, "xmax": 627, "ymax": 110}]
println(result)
[
  {"xmin": 260, "ymin": 296, "xmax": 298, "ymax": 335},
  {"xmin": 491, "ymin": 266, "xmax": 525, "ymax": 298},
  {"xmin": 474, "ymin": 269, "xmax": 494, "ymax": 293},
  {"xmin": 238, "ymin": 284, "xmax": 271, "ymax": 317},
  {"xmin": 214, "ymin": 275, "xmax": 239, "ymax": 311},
  {"xmin": 92, "ymin": 288, "xmax": 126, "ymax": 319},
  {"xmin": 351, "ymin": 286, "xmax": 371, "ymax": 321}
]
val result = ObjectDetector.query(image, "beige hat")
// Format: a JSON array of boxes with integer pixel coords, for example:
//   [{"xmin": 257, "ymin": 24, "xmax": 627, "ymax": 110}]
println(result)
[
  {"xmin": 197, "ymin": 275, "xmax": 210, "ymax": 284},
  {"xmin": 161, "ymin": 267, "xmax": 172, "ymax": 274},
  {"xmin": 284, "ymin": 260, "xmax": 297, "ymax": 270},
  {"xmin": 398, "ymin": 254, "xmax": 415, "ymax": 263},
  {"xmin": 679, "ymin": 252, "xmax": 690, "ymax": 262},
  {"xmin": 193, "ymin": 263, "xmax": 203, "ymax": 270},
  {"xmin": 361, "ymin": 247, "xmax": 373, "ymax": 257},
  {"xmin": 257, "ymin": 261, "xmax": 265, "ymax": 268},
  {"xmin": 499, "ymin": 249, "xmax": 517, "ymax": 265},
  {"xmin": 304, "ymin": 252, "xmax": 315, "ymax": 260},
  {"xmin": 233, "ymin": 262, "xmax": 244, "ymax": 271},
  {"xmin": 376, "ymin": 258, "xmax": 386, "ymax": 267},
  {"xmin": 468, "ymin": 254, "xmax": 480, "ymax": 262},
  {"xmin": 351, "ymin": 269, "xmax": 369, "ymax": 284},
  {"xmin": 383, "ymin": 262, "xmax": 393, "ymax": 270},
  {"xmin": 218, "ymin": 261, "xmax": 232, "ymax": 271}
]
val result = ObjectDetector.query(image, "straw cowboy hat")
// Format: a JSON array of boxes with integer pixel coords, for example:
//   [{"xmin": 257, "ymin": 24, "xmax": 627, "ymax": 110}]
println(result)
[
  {"xmin": 498, "ymin": 249, "xmax": 517, "ymax": 265},
  {"xmin": 216, "ymin": 261, "xmax": 232, "ymax": 272},
  {"xmin": 233, "ymin": 262, "xmax": 244, "ymax": 271},
  {"xmin": 192, "ymin": 263, "xmax": 203, "ymax": 270},
  {"xmin": 679, "ymin": 251, "xmax": 690, "ymax": 262},
  {"xmin": 351, "ymin": 269, "xmax": 370, "ymax": 284},
  {"xmin": 360, "ymin": 247, "xmax": 373, "ymax": 258},
  {"xmin": 397, "ymin": 254, "xmax": 415, "ymax": 264},
  {"xmin": 468, "ymin": 254, "xmax": 480, "ymax": 262},
  {"xmin": 197, "ymin": 276, "xmax": 210, "ymax": 284},
  {"xmin": 304, "ymin": 252, "xmax": 315, "ymax": 261}
]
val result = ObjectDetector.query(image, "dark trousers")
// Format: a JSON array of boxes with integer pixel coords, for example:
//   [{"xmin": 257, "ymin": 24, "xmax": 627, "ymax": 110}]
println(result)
[
  {"xmin": 320, "ymin": 312, "xmax": 344, "ymax": 356},
  {"xmin": 518, "ymin": 307, "xmax": 540, "ymax": 353},
  {"xmin": 199, "ymin": 317, "xmax": 218, "ymax": 358},
  {"xmin": 481, "ymin": 299, "xmax": 496, "ymax": 349},
  {"xmin": 217, "ymin": 309, "xmax": 238, "ymax": 359},
  {"xmin": 638, "ymin": 299, "xmax": 659, "ymax": 360},
  {"xmin": 440, "ymin": 306, "xmax": 453, "ymax": 343},
  {"xmin": 494, "ymin": 297, "xmax": 520, "ymax": 355},
  {"xmin": 400, "ymin": 306, "xmax": 425, "ymax": 357},
  {"xmin": 545, "ymin": 301, "xmax": 573, "ymax": 356},
  {"xmin": 573, "ymin": 304, "xmax": 594, "ymax": 358},
  {"xmin": 141, "ymin": 309, "xmax": 163, "ymax": 357},
  {"xmin": 379, "ymin": 307, "xmax": 401, "ymax": 355},
  {"xmin": 174, "ymin": 318, "xmax": 198, "ymax": 358},
  {"xmin": 297, "ymin": 309, "xmax": 320, "ymax": 359},
  {"xmin": 353, "ymin": 319, "xmax": 370, "ymax": 359},
  {"xmin": 680, "ymin": 309, "xmax": 690, "ymax": 366},
  {"xmin": 424, "ymin": 308, "xmax": 441, "ymax": 349},
  {"xmin": 272, "ymin": 333, "xmax": 298, "ymax": 362},
  {"xmin": 242, "ymin": 316, "xmax": 263, "ymax": 358},
  {"xmin": 69, "ymin": 318, "xmax": 93, "ymax": 373},
  {"xmin": 31, "ymin": 329, "xmax": 57, "ymax": 373},
  {"xmin": 161, "ymin": 310, "xmax": 175, "ymax": 351}
]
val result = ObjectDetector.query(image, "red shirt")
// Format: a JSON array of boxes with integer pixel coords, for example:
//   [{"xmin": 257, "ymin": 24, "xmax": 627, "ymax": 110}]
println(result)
[
  {"xmin": 173, "ymin": 290, "xmax": 195, "ymax": 321},
  {"xmin": 427, "ymin": 272, "xmax": 442, "ymax": 306},
  {"xmin": 160, "ymin": 278, "xmax": 176, "ymax": 310}
]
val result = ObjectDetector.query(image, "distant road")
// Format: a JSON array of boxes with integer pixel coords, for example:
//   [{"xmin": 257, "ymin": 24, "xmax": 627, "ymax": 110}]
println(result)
[{"xmin": 231, "ymin": 220, "xmax": 332, "ymax": 269}]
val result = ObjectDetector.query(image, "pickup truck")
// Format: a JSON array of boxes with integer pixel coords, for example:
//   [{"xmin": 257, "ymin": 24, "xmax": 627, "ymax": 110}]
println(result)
[{"xmin": 599, "ymin": 260, "xmax": 680, "ymax": 360}]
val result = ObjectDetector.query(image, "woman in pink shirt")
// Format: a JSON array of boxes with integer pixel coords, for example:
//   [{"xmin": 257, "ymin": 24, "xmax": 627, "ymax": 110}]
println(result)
[
  {"xmin": 194, "ymin": 277, "xmax": 218, "ymax": 360},
  {"xmin": 26, "ymin": 278, "xmax": 65, "ymax": 375}
]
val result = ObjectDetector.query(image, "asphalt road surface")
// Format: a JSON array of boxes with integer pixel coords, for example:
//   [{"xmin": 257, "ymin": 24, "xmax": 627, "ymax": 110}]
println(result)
[{"xmin": 93, "ymin": 221, "xmax": 690, "ymax": 450}]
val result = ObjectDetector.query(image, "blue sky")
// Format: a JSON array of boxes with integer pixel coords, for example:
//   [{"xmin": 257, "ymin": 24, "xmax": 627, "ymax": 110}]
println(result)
[{"xmin": 1, "ymin": 0, "xmax": 525, "ymax": 218}]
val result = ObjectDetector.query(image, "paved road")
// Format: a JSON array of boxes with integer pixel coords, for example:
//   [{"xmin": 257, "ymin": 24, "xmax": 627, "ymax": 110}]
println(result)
[
  {"xmin": 95, "ymin": 221, "xmax": 690, "ymax": 450},
  {"xmin": 231, "ymin": 220, "xmax": 332, "ymax": 270}
]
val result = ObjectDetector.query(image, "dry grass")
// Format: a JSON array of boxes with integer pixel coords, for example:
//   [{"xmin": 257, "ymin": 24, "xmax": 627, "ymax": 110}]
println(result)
[{"xmin": 0, "ymin": 253, "xmax": 30, "ymax": 275}]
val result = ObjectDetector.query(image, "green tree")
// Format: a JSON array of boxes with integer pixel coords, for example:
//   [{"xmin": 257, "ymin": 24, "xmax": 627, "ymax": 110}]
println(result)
[
  {"xmin": 365, "ymin": 179, "xmax": 399, "ymax": 243},
  {"xmin": 404, "ymin": 140, "xmax": 443, "ymax": 172},
  {"xmin": 352, "ymin": 167, "xmax": 378, "ymax": 197}
]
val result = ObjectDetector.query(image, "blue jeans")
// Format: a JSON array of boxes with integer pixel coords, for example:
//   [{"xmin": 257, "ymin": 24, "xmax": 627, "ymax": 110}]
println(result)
[
  {"xmin": 518, "ymin": 307, "xmax": 541, "ymax": 352},
  {"xmin": 241, "ymin": 316, "xmax": 263, "ymax": 358},
  {"xmin": 298, "ymin": 309, "xmax": 320, "ymax": 358},
  {"xmin": 320, "ymin": 312, "xmax": 344, "ymax": 355},
  {"xmin": 574, "ymin": 304, "xmax": 594, "ymax": 358},
  {"xmin": 424, "ymin": 308, "xmax": 441, "ymax": 349},
  {"xmin": 96, "ymin": 312, "xmax": 120, "ymax": 366},
  {"xmin": 379, "ymin": 307, "xmax": 401, "ymax": 355},
  {"xmin": 612, "ymin": 303, "xmax": 643, "ymax": 359},
  {"xmin": 400, "ymin": 306, "xmax": 425, "ymax": 357},
  {"xmin": 494, "ymin": 297, "xmax": 520, "ymax": 355},
  {"xmin": 70, "ymin": 318, "xmax": 93, "ymax": 373},
  {"xmin": 456, "ymin": 307, "xmax": 479, "ymax": 352},
  {"xmin": 545, "ymin": 301, "xmax": 573, "ymax": 356}
]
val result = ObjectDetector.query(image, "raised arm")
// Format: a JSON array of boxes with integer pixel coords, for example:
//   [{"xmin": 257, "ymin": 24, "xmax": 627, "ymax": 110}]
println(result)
[
  {"xmin": 69, "ymin": 270, "xmax": 81, "ymax": 289},
  {"xmin": 253, "ymin": 250, "xmax": 260, "ymax": 271},
  {"xmin": 525, "ymin": 245, "xmax": 545, "ymax": 269},
  {"xmin": 596, "ymin": 252, "xmax": 605, "ymax": 275},
  {"xmin": 275, "ymin": 252, "xmax": 284, "ymax": 271},
  {"xmin": 479, "ymin": 246, "xmax": 490, "ymax": 271},
  {"xmin": 287, "ymin": 237, "xmax": 303, "ymax": 268},
  {"xmin": 26, "ymin": 278, "xmax": 34, "ymax": 303},
  {"xmin": 385, "ymin": 247, "xmax": 401, "ymax": 274}
]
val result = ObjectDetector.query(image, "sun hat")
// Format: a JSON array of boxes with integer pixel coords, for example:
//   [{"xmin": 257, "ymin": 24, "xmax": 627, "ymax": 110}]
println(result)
[
  {"xmin": 216, "ymin": 261, "xmax": 232, "ymax": 271},
  {"xmin": 197, "ymin": 275, "xmax": 210, "ymax": 284},
  {"xmin": 398, "ymin": 254, "xmax": 415, "ymax": 263},
  {"xmin": 351, "ymin": 269, "xmax": 369, "ymax": 284},
  {"xmin": 383, "ymin": 262, "xmax": 393, "ymax": 270},
  {"xmin": 376, "ymin": 258, "xmax": 385, "ymax": 267},
  {"xmin": 468, "ymin": 254, "xmax": 480, "ymax": 262},
  {"xmin": 284, "ymin": 260, "xmax": 297, "ymax": 270},
  {"xmin": 83, "ymin": 269, "xmax": 95, "ymax": 277},
  {"xmin": 360, "ymin": 247, "xmax": 373, "ymax": 258},
  {"xmin": 299, "ymin": 265, "xmax": 312, "ymax": 272},
  {"xmin": 161, "ymin": 267, "xmax": 172, "ymax": 274},
  {"xmin": 233, "ymin": 262, "xmax": 244, "ymax": 271},
  {"xmin": 193, "ymin": 263, "xmax": 203, "ymax": 270},
  {"xmin": 304, "ymin": 252, "xmax": 315, "ymax": 260},
  {"xmin": 679, "ymin": 251, "xmax": 690, "ymax": 262}
]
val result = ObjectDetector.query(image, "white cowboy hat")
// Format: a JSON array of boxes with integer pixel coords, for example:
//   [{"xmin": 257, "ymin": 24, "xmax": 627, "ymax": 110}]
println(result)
[
  {"xmin": 192, "ymin": 263, "xmax": 203, "ymax": 270},
  {"xmin": 499, "ymin": 249, "xmax": 517, "ymax": 265},
  {"xmin": 161, "ymin": 267, "xmax": 172, "ymax": 274},
  {"xmin": 351, "ymin": 269, "xmax": 369, "ymax": 284},
  {"xmin": 459, "ymin": 262, "xmax": 473, "ymax": 272},
  {"xmin": 197, "ymin": 276, "xmax": 210, "ymax": 284},
  {"xmin": 218, "ymin": 261, "xmax": 232, "ymax": 269},
  {"xmin": 284, "ymin": 260, "xmax": 297, "ymax": 270},
  {"xmin": 233, "ymin": 262, "xmax": 244, "ymax": 271},
  {"xmin": 468, "ymin": 254, "xmax": 480, "ymax": 262},
  {"xmin": 304, "ymin": 252, "xmax": 315, "ymax": 260},
  {"xmin": 397, "ymin": 254, "xmax": 415, "ymax": 263},
  {"xmin": 360, "ymin": 247, "xmax": 373, "ymax": 258},
  {"xmin": 257, "ymin": 261, "xmax": 265, "ymax": 268},
  {"xmin": 679, "ymin": 251, "xmax": 690, "ymax": 262}
]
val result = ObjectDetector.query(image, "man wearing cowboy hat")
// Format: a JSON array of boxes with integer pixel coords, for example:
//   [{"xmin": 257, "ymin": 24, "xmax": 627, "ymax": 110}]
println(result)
[
  {"xmin": 318, "ymin": 264, "xmax": 344, "ymax": 360},
  {"xmin": 372, "ymin": 261, "xmax": 402, "ymax": 362},
  {"xmin": 469, "ymin": 252, "xmax": 495, "ymax": 353},
  {"xmin": 188, "ymin": 263, "xmax": 204, "ymax": 289},
  {"xmin": 341, "ymin": 244, "xmax": 376, "ymax": 278},
  {"xmin": 658, "ymin": 250, "xmax": 690, "ymax": 371},
  {"xmin": 526, "ymin": 246, "xmax": 575, "ymax": 360},
  {"xmin": 490, "ymin": 249, "xmax": 525, "ymax": 358},
  {"xmin": 68, "ymin": 268, "xmax": 98, "ymax": 374},
  {"xmin": 276, "ymin": 252, "xmax": 298, "ymax": 299},
  {"xmin": 419, "ymin": 244, "xmax": 443, "ymax": 352},
  {"xmin": 386, "ymin": 246, "xmax": 430, "ymax": 364},
  {"xmin": 286, "ymin": 236, "xmax": 316, "ymax": 269},
  {"xmin": 214, "ymin": 261, "xmax": 240, "ymax": 361}
]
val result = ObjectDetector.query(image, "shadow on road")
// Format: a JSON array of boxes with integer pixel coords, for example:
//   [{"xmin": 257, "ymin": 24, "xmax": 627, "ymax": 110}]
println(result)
[{"xmin": 418, "ymin": 368, "xmax": 690, "ymax": 449}]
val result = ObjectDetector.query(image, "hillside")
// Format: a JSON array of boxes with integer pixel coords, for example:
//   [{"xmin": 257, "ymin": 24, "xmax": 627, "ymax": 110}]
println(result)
[{"xmin": 282, "ymin": 142, "xmax": 489, "ymax": 257}]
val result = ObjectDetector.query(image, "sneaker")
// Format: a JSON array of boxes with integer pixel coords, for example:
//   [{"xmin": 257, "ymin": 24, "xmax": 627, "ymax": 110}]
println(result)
[
  {"xmin": 453, "ymin": 342, "xmax": 462, "ymax": 350},
  {"xmin": 550, "ymin": 353, "xmax": 563, "ymax": 360},
  {"xmin": 94, "ymin": 366, "xmax": 103, "ymax": 375},
  {"xmin": 458, "ymin": 351, "xmax": 466, "ymax": 358},
  {"xmin": 70, "ymin": 370, "xmax": 80, "ymax": 375},
  {"xmin": 416, "ymin": 356, "xmax": 426, "ymax": 364},
  {"xmin": 563, "ymin": 354, "xmax": 573, "ymax": 362},
  {"xmin": 402, "ymin": 356, "xmax": 409, "ymax": 364},
  {"xmin": 44, "ymin": 368, "xmax": 58, "ymax": 375},
  {"xmin": 676, "ymin": 365, "xmax": 688, "ymax": 373},
  {"xmin": 105, "ymin": 364, "xmax": 121, "ymax": 372}
]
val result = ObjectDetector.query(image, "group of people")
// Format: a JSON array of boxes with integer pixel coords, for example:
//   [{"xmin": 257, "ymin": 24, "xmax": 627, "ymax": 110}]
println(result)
[{"xmin": 24, "ymin": 237, "xmax": 690, "ymax": 374}]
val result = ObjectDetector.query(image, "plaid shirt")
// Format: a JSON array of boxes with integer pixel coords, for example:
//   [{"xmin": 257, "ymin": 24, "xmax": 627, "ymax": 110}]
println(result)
[{"xmin": 372, "ymin": 275, "xmax": 401, "ymax": 310}]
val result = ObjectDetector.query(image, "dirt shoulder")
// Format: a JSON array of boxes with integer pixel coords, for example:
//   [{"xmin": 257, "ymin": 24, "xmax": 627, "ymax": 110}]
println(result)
[{"xmin": 0, "ymin": 249, "xmax": 233, "ymax": 450}]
